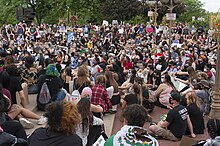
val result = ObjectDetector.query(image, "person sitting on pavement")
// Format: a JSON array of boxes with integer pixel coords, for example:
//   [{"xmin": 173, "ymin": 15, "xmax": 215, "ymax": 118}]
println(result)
[
  {"xmin": 76, "ymin": 98, "xmax": 104, "ymax": 146},
  {"xmin": 91, "ymin": 75, "xmax": 113, "ymax": 114},
  {"xmin": 195, "ymin": 80, "xmax": 211, "ymax": 115},
  {"xmin": 28, "ymin": 101, "xmax": 83, "ymax": 146},
  {"xmin": 149, "ymin": 90, "xmax": 195, "ymax": 141},
  {"xmin": 185, "ymin": 91, "xmax": 205, "ymax": 135},
  {"xmin": 37, "ymin": 64, "xmax": 63, "ymax": 110},
  {"xmin": 203, "ymin": 119, "xmax": 220, "ymax": 146},
  {"xmin": 0, "ymin": 89, "xmax": 27, "ymax": 141},
  {"xmin": 154, "ymin": 74, "xmax": 176, "ymax": 109},
  {"xmin": 104, "ymin": 104, "xmax": 159, "ymax": 146},
  {"xmin": 0, "ymin": 71, "xmax": 47, "ymax": 129}
]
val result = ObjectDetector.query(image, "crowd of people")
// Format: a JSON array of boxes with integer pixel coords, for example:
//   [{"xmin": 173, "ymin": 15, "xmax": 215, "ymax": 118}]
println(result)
[{"xmin": 0, "ymin": 21, "xmax": 219, "ymax": 146}]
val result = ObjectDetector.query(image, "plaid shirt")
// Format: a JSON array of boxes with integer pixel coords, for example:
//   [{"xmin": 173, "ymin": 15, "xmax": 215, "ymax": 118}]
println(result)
[{"xmin": 91, "ymin": 84, "xmax": 112, "ymax": 113}]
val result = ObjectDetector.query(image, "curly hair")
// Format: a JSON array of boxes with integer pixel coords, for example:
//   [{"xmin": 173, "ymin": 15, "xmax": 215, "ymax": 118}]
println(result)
[
  {"xmin": 123, "ymin": 104, "xmax": 149, "ymax": 127},
  {"xmin": 207, "ymin": 119, "xmax": 220, "ymax": 139},
  {"xmin": 45, "ymin": 101, "xmax": 80, "ymax": 135}
]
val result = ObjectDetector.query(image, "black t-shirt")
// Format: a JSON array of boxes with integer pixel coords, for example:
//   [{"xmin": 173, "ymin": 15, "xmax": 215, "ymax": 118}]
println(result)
[
  {"xmin": 74, "ymin": 78, "xmax": 91, "ymax": 94},
  {"xmin": 166, "ymin": 105, "xmax": 188, "ymax": 138},
  {"xmin": 186, "ymin": 103, "xmax": 205, "ymax": 134},
  {"xmin": 124, "ymin": 94, "xmax": 138, "ymax": 105},
  {"xmin": 28, "ymin": 128, "xmax": 82, "ymax": 146},
  {"xmin": 196, "ymin": 62, "xmax": 206, "ymax": 71},
  {"xmin": 147, "ymin": 72, "xmax": 154, "ymax": 84},
  {"xmin": 7, "ymin": 76, "xmax": 23, "ymax": 104}
]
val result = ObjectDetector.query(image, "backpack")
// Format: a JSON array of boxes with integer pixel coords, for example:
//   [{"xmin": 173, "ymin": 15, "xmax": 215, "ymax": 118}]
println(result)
[
  {"xmin": 64, "ymin": 78, "xmax": 81, "ymax": 102},
  {"xmin": 37, "ymin": 81, "xmax": 51, "ymax": 111}
]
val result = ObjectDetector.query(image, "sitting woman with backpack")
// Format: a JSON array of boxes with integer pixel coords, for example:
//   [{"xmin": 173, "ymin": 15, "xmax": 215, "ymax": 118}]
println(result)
[{"xmin": 37, "ymin": 64, "xmax": 63, "ymax": 111}]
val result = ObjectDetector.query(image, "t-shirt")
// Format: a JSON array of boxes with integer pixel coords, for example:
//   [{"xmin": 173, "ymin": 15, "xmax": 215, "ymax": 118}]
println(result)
[
  {"xmin": 186, "ymin": 103, "xmax": 204, "ymax": 134},
  {"xmin": 166, "ymin": 105, "xmax": 188, "ymax": 138},
  {"xmin": 28, "ymin": 128, "xmax": 82, "ymax": 146},
  {"xmin": 6, "ymin": 76, "xmax": 23, "ymax": 104},
  {"xmin": 124, "ymin": 94, "xmax": 138, "ymax": 105}
]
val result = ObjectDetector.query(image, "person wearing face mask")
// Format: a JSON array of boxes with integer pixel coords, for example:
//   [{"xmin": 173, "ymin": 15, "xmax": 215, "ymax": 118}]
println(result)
[
  {"xmin": 150, "ymin": 90, "xmax": 195, "ymax": 141},
  {"xmin": 154, "ymin": 74, "xmax": 176, "ymax": 109},
  {"xmin": 204, "ymin": 64, "xmax": 215, "ymax": 84},
  {"xmin": 196, "ymin": 57, "xmax": 206, "ymax": 71}
]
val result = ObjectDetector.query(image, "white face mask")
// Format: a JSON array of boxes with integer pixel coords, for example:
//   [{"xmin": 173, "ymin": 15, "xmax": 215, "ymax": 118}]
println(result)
[
  {"xmin": 161, "ymin": 77, "xmax": 165, "ymax": 82},
  {"xmin": 157, "ymin": 50, "xmax": 161, "ymax": 53},
  {"xmin": 204, "ymin": 68, "xmax": 207, "ymax": 72}
]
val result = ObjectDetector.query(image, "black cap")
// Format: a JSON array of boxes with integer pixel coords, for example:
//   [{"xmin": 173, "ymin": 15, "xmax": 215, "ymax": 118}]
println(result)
[{"xmin": 170, "ymin": 90, "xmax": 182, "ymax": 102}]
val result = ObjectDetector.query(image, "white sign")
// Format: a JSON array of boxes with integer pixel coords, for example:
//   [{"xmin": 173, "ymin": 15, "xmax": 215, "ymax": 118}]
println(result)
[
  {"xmin": 112, "ymin": 20, "xmax": 118, "ymax": 25},
  {"xmin": 148, "ymin": 11, "xmax": 154, "ymax": 17},
  {"xmin": 102, "ymin": 20, "xmax": 109, "ymax": 26},
  {"xmin": 166, "ymin": 13, "xmax": 176, "ymax": 20},
  {"xmin": 192, "ymin": 16, "xmax": 195, "ymax": 21}
]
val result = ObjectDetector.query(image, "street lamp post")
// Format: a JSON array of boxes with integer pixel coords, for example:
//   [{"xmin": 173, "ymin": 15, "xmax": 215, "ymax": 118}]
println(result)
[
  {"xmin": 160, "ymin": 0, "xmax": 181, "ymax": 49},
  {"xmin": 145, "ymin": 0, "xmax": 162, "ymax": 44},
  {"xmin": 209, "ymin": 14, "xmax": 220, "ymax": 119}
]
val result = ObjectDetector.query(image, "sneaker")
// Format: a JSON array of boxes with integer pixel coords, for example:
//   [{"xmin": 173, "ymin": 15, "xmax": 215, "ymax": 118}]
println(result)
[
  {"xmin": 19, "ymin": 118, "xmax": 34, "ymax": 129},
  {"xmin": 37, "ymin": 116, "xmax": 47, "ymax": 125}
]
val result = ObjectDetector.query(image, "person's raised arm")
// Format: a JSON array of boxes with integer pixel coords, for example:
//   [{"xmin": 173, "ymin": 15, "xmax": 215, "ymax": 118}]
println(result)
[{"xmin": 174, "ymin": 77, "xmax": 189, "ymax": 85}]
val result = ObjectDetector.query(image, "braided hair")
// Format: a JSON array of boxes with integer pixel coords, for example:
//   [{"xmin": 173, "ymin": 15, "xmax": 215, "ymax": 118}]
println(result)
[{"xmin": 207, "ymin": 119, "xmax": 220, "ymax": 139}]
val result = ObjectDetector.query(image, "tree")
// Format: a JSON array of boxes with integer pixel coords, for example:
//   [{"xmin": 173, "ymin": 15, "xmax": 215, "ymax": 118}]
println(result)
[
  {"xmin": 179, "ymin": 0, "xmax": 206, "ymax": 23},
  {"xmin": 0, "ymin": 0, "xmax": 23, "ymax": 25},
  {"xmin": 101, "ymin": 0, "xmax": 143, "ymax": 22}
]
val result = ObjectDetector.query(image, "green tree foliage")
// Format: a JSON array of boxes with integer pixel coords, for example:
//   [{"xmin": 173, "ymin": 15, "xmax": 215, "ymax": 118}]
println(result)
[
  {"xmin": 0, "ymin": 0, "xmax": 23, "ymax": 25},
  {"xmin": 179, "ymin": 0, "xmax": 207, "ymax": 23},
  {"xmin": 101, "ymin": 0, "xmax": 143, "ymax": 21},
  {"xmin": 0, "ymin": 0, "xmax": 209, "ymax": 26}
]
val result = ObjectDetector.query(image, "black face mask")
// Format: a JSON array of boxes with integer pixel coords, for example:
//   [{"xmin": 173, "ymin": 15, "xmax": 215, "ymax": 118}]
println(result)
[{"xmin": 169, "ymin": 97, "xmax": 173, "ymax": 104}]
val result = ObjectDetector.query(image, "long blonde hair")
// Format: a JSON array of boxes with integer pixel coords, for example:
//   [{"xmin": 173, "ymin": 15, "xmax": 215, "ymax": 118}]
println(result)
[
  {"xmin": 76, "ymin": 65, "xmax": 90, "ymax": 86},
  {"xmin": 133, "ymin": 83, "xmax": 143, "ymax": 105},
  {"xmin": 105, "ymin": 70, "xmax": 119, "ymax": 92},
  {"xmin": 186, "ymin": 91, "xmax": 201, "ymax": 109}
]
